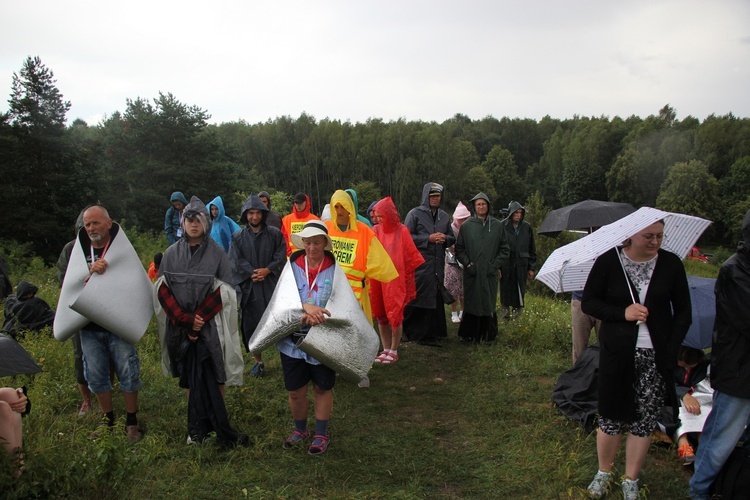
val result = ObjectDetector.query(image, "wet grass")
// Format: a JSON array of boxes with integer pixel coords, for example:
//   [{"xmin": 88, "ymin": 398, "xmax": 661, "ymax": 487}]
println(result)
[{"xmin": 1, "ymin": 260, "xmax": 697, "ymax": 498}]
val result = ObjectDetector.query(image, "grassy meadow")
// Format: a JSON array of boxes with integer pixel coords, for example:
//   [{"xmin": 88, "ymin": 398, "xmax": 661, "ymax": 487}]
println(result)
[{"xmin": 0, "ymin": 234, "xmax": 722, "ymax": 499}]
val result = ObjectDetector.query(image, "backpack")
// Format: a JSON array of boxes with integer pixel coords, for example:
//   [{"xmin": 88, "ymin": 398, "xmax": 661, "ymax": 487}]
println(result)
[{"xmin": 711, "ymin": 446, "xmax": 750, "ymax": 499}]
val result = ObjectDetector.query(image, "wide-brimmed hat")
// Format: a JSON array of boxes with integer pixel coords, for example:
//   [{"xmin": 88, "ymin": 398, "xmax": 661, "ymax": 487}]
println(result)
[{"xmin": 290, "ymin": 220, "xmax": 332, "ymax": 251}]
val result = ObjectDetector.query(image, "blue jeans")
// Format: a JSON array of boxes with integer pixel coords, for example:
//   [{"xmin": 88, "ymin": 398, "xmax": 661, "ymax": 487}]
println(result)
[
  {"xmin": 688, "ymin": 390, "xmax": 750, "ymax": 499},
  {"xmin": 80, "ymin": 329, "xmax": 142, "ymax": 394}
]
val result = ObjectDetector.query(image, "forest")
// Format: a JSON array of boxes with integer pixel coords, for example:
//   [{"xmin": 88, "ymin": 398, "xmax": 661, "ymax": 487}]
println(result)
[{"xmin": 3, "ymin": 56, "xmax": 750, "ymax": 261}]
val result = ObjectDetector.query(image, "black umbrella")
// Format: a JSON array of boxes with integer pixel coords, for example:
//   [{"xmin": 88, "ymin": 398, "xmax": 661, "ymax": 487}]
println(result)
[
  {"xmin": 0, "ymin": 333, "xmax": 42, "ymax": 377},
  {"xmin": 538, "ymin": 199, "xmax": 636, "ymax": 237}
]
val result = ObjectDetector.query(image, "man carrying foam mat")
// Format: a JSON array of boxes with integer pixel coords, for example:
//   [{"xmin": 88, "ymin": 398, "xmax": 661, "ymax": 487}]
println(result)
[{"xmin": 77, "ymin": 206, "xmax": 144, "ymax": 442}]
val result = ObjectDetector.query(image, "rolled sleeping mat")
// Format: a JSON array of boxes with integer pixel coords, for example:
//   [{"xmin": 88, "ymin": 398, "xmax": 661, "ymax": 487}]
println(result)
[
  {"xmin": 248, "ymin": 259, "xmax": 379, "ymax": 383},
  {"xmin": 54, "ymin": 223, "xmax": 154, "ymax": 344}
]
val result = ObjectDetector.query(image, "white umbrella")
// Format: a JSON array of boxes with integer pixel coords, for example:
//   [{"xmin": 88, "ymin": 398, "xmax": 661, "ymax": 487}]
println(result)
[{"xmin": 536, "ymin": 207, "xmax": 712, "ymax": 293}]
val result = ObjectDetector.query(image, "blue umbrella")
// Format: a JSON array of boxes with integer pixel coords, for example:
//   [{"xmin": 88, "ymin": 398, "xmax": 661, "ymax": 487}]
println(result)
[{"xmin": 683, "ymin": 276, "xmax": 716, "ymax": 349}]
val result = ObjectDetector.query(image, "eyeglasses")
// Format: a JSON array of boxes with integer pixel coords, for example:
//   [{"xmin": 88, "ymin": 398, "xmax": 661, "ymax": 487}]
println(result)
[{"xmin": 640, "ymin": 233, "xmax": 664, "ymax": 242}]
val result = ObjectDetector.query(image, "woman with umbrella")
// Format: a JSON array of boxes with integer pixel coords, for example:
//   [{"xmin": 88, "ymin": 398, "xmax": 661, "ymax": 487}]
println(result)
[{"xmin": 582, "ymin": 220, "xmax": 691, "ymax": 499}]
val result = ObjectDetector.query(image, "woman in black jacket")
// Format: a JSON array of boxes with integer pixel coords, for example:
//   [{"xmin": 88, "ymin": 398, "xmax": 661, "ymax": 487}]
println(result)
[{"xmin": 582, "ymin": 220, "xmax": 691, "ymax": 499}]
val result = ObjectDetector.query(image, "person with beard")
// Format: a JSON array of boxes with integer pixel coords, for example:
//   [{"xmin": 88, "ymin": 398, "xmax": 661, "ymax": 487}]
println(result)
[
  {"xmin": 403, "ymin": 182, "xmax": 455, "ymax": 345},
  {"xmin": 455, "ymin": 193, "xmax": 509, "ymax": 343},
  {"xmin": 230, "ymin": 194, "xmax": 287, "ymax": 378},
  {"xmin": 78, "ymin": 206, "xmax": 144, "ymax": 441},
  {"xmin": 156, "ymin": 196, "xmax": 247, "ymax": 448},
  {"xmin": 281, "ymin": 192, "xmax": 320, "ymax": 257}
]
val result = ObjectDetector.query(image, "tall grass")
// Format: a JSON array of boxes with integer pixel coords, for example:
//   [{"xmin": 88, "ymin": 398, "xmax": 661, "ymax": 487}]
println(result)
[{"xmin": 0, "ymin": 232, "xmax": 721, "ymax": 498}]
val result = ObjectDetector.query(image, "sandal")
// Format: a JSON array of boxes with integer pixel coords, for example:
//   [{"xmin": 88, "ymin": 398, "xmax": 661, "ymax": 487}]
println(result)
[
  {"xmin": 308, "ymin": 434, "xmax": 330, "ymax": 455},
  {"xmin": 381, "ymin": 352, "xmax": 398, "ymax": 364},
  {"xmin": 283, "ymin": 429, "xmax": 310, "ymax": 449},
  {"xmin": 374, "ymin": 351, "xmax": 392, "ymax": 364}
]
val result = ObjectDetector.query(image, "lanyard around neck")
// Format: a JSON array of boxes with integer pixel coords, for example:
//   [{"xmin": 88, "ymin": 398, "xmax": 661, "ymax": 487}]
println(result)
[
  {"xmin": 304, "ymin": 256, "xmax": 324, "ymax": 299},
  {"xmin": 89, "ymin": 238, "xmax": 111, "ymax": 267}
]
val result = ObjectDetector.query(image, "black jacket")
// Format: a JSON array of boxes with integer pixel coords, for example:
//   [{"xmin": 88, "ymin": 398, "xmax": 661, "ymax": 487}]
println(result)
[
  {"xmin": 711, "ymin": 209, "xmax": 750, "ymax": 398},
  {"xmin": 582, "ymin": 247, "xmax": 691, "ymax": 422}
]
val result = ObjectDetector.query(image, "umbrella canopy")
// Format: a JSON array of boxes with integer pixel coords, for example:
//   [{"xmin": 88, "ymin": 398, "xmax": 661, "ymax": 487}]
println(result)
[
  {"xmin": 538, "ymin": 199, "xmax": 636, "ymax": 237},
  {"xmin": 683, "ymin": 275, "xmax": 716, "ymax": 350},
  {"xmin": 536, "ymin": 207, "xmax": 712, "ymax": 293},
  {"xmin": 0, "ymin": 332, "xmax": 42, "ymax": 377}
]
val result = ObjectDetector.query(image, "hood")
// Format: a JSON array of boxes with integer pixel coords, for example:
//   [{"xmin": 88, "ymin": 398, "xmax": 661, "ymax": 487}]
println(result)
[
  {"xmin": 345, "ymin": 189, "xmax": 360, "ymax": 213},
  {"xmin": 16, "ymin": 280, "xmax": 38, "ymax": 299},
  {"xmin": 182, "ymin": 196, "xmax": 211, "ymax": 237},
  {"xmin": 240, "ymin": 194, "xmax": 268, "ymax": 225},
  {"xmin": 170, "ymin": 191, "xmax": 188, "ymax": 205},
  {"xmin": 292, "ymin": 193, "xmax": 313, "ymax": 219},
  {"xmin": 419, "ymin": 182, "xmax": 444, "ymax": 208},
  {"xmin": 72, "ymin": 208, "xmax": 86, "ymax": 236},
  {"xmin": 208, "ymin": 196, "xmax": 227, "ymax": 220},
  {"xmin": 321, "ymin": 204, "xmax": 332, "ymax": 222},
  {"xmin": 372, "ymin": 196, "xmax": 401, "ymax": 233},
  {"xmin": 453, "ymin": 201, "xmax": 471, "ymax": 220},
  {"xmin": 258, "ymin": 190, "xmax": 272, "ymax": 208},
  {"xmin": 507, "ymin": 200, "xmax": 525, "ymax": 222},
  {"xmin": 470, "ymin": 192, "xmax": 491, "ymax": 213},
  {"xmin": 366, "ymin": 200, "xmax": 378, "ymax": 223},
  {"xmin": 330, "ymin": 190, "xmax": 358, "ymax": 230}
]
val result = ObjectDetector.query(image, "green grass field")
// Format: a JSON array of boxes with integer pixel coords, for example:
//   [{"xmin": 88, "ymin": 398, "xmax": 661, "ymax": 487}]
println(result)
[{"xmin": 1, "ymin": 244, "xmax": 720, "ymax": 498}]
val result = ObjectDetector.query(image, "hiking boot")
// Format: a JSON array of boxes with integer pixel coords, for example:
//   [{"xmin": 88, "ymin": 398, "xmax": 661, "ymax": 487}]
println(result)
[
  {"xmin": 621, "ymin": 478, "xmax": 640, "ymax": 500},
  {"xmin": 678, "ymin": 443, "xmax": 696, "ymax": 465},
  {"xmin": 249, "ymin": 361, "xmax": 265, "ymax": 378},
  {"xmin": 126, "ymin": 425, "xmax": 143, "ymax": 442},
  {"xmin": 586, "ymin": 470, "xmax": 613, "ymax": 499}
]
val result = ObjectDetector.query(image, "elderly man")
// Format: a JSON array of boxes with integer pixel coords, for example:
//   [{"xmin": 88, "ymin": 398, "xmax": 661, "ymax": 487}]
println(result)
[
  {"xmin": 403, "ymin": 182, "xmax": 455, "ymax": 345},
  {"xmin": 500, "ymin": 201, "xmax": 536, "ymax": 320},
  {"xmin": 689, "ymin": 209, "xmax": 750, "ymax": 500},
  {"xmin": 455, "ymin": 193, "xmax": 509, "ymax": 343},
  {"xmin": 79, "ymin": 206, "xmax": 143, "ymax": 441},
  {"xmin": 230, "ymin": 194, "xmax": 287, "ymax": 378},
  {"xmin": 325, "ymin": 190, "xmax": 397, "ymax": 321},
  {"xmin": 281, "ymin": 192, "xmax": 320, "ymax": 256}
]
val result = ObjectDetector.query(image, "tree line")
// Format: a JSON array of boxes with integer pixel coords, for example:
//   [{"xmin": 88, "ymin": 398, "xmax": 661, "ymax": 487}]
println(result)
[{"xmin": 3, "ymin": 56, "xmax": 750, "ymax": 262}]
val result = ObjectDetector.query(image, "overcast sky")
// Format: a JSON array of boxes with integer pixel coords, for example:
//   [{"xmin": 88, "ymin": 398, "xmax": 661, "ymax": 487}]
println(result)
[{"xmin": 1, "ymin": 0, "xmax": 749, "ymax": 126}]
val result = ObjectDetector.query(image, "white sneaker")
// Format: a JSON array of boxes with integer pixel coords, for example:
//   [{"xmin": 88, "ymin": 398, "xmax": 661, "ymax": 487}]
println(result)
[
  {"xmin": 451, "ymin": 312, "xmax": 460, "ymax": 323},
  {"xmin": 586, "ymin": 470, "xmax": 613, "ymax": 499},
  {"xmin": 621, "ymin": 478, "xmax": 639, "ymax": 500},
  {"xmin": 458, "ymin": 311, "xmax": 463, "ymax": 320}
]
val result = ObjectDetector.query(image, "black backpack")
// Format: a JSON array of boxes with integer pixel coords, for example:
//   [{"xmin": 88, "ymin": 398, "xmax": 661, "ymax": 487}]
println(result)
[{"xmin": 711, "ymin": 446, "xmax": 750, "ymax": 500}]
